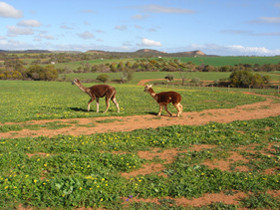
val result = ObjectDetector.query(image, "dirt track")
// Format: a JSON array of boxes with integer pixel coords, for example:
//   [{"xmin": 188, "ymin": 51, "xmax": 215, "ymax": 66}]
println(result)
[{"xmin": 1, "ymin": 92, "xmax": 279, "ymax": 139}]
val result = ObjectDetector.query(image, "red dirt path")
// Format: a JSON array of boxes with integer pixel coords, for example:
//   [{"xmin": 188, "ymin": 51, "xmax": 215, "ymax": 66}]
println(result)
[{"xmin": 1, "ymin": 92, "xmax": 279, "ymax": 139}]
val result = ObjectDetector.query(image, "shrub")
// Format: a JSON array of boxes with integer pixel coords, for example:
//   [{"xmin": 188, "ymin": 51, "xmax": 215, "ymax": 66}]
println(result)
[
  {"xmin": 121, "ymin": 69, "xmax": 134, "ymax": 83},
  {"xmin": 27, "ymin": 65, "xmax": 58, "ymax": 81},
  {"xmin": 96, "ymin": 74, "xmax": 109, "ymax": 83},
  {"xmin": 230, "ymin": 70, "xmax": 253, "ymax": 88},
  {"xmin": 190, "ymin": 77, "xmax": 202, "ymax": 86},
  {"xmin": 229, "ymin": 70, "xmax": 270, "ymax": 88}
]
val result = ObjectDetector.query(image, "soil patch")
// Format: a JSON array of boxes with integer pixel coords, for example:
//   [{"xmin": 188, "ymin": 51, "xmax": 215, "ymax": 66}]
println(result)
[
  {"xmin": 202, "ymin": 151, "xmax": 249, "ymax": 172},
  {"xmin": 122, "ymin": 145, "xmax": 216, "ymax": 178},
  {"xmin": 125, "ymin": 191, "xmax": 247, "ymax": 207}
]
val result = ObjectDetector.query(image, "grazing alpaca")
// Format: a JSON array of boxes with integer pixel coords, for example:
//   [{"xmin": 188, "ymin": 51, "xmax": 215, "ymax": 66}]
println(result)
[
  {"xmin": 144, "ymin": 84, "xmax": 183, "ymax": 117},
  {"xmin": 72, "ymin": 79, "xmax": 120, "ymax": 113}
]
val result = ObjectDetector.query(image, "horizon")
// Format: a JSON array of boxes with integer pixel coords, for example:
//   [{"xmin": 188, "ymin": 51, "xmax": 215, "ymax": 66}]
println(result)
[
  {"xmin": 0, "ymin": 0, "xmax": 280, "ymax": 56},
  {"xmin": 0, "ymin": 48, "xmax": 279, "ymax": 57}
]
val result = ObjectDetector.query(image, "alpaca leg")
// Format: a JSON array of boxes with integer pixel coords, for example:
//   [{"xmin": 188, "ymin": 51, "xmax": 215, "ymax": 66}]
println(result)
[
  {"xmin": 164, "ymin": 105, "xmax": 173, "ymax": 116},
  {"xmin": 179, "ymin": 103, "xmax": 183, "ymax": 116},
  {"xmin": 174, "ymin": 103, "xmax": 183, "ymax": 117},
  {"xmin": 112, "ymin": 97, "xmax": 120, "ymax": 113},
  {"xmin": 87, "ymin": 98, "xmax": 94, "ymax": 112},
  {"xmin": 158, "ymin": 104, "xmax": 163, "ymax": 116},
  {"xmin": 103, "ymin": 97, "xmax": 110, "ymax": 113},
  {"xmin": 96, "ymin": 98, "xmax": 100, "ymax": 113}
]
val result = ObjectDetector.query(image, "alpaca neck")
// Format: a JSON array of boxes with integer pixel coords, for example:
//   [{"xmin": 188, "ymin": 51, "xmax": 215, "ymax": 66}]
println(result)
[
  {"xmin": 75, "ymin": 82, "xmax": 90, "ymax": 94},
  {"xmin": 148, "ymin": 88, "xmax": 157, "ymax": 99}
]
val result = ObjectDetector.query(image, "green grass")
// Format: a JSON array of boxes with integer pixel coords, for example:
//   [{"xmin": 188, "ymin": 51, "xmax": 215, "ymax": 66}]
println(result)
[
  {"xmin": 54, "ymin": 56, "xmax": 280, "ymax": 70},
  {"xmin": 62, "ymin": 71, "xmax": 280, "ymax": 84},
  {"xmin": 0, "ymin": 80, "xmax": 264, "ymax": 123},
  {"xmin": 177, "ymin": 56, "xmax": 280, "ymax": 67},
  {"xmin": 0, "ymin": 121, "xmax": 73, "ymax": 133},
  {"xmin": 0, "ymin": 116, "xmax": 279, "ymax": 209}
]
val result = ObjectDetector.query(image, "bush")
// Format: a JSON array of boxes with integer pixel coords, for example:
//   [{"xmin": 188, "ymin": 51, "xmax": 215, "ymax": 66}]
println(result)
[
  {"xmin": 190, "ymin": 77, "xmax": 202, "ymax": 86},
  {"xmin": 27, "ymin": 65, "xmax": 58, "ymax": 81},
  {"xmin": 229, "ymin": 70, "xmax": 270, "ymax": 88},
  {"xmin": 96, "ymin": 74, "xmax": 109, "ymax": 83},
  {"xmin": 120, "ymin": 68, "xmax": 134, "ymax": 83}
]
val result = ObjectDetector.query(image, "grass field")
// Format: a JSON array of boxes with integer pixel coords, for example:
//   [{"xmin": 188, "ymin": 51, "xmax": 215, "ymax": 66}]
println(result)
[
  {"xmin": 0, "ymin": 80, "xmax": 264, "ymax": 123},
  {"xmin": 178, "ymin": 56, "xmax": 280, "ymax": 67},
  {"xmin": 53, "ymin": 56, "xmax": 280, "ymax": 70},
  {"xmin": 0, "ymin": 69, "xmax": 279, "ymax": 209},
  {"xmin": 1, "ymin": 116, "xmax": 279, "ymax": 208},
  {"xmin": 62, "ymin": 72, "xmax": 233, "ymax": 83},
  {"xmin": 62, "ymin": 71, "xmax": 280, "ymax": 84}
]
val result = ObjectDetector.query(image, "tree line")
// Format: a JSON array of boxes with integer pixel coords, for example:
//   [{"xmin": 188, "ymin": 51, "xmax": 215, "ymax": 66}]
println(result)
[{"xmin": 0, "ymin": 57, "xmax": 279, "ymax": 88}]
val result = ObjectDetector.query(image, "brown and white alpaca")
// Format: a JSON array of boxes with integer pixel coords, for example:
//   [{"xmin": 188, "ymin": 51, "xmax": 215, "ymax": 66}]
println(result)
[
  {"xmin": 72, "ymin": 79, "xmax": 120, "ymax": 113},
  {"xmin": 144, "ymin": 84, "xmax": 183, "ymax": 117}
]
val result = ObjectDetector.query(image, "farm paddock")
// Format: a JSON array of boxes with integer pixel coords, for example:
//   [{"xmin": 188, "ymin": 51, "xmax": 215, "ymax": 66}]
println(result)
[{"xmin": 0, "ymin": 81, "xmax": 280, "ymax": 209}]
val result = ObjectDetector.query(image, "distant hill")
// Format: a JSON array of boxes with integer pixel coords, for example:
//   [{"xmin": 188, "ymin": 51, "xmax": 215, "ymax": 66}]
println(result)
[
  {"xmin": 170, "ymin": 50, "xmax": 206, "ymax": 57},
  {"xmin": 86, "ymin": 50, "xmax": 108, "ymax": 55},
  {"xmin": 135, "ymin": 49, "xmax": 166, "ymax": 54},
  {"xmin": 86, "ymin": 49, "xmax": 207, "ymax": 57},
  {"xmin": 0, "ymin": 48, "xmax": 208, "ymax": 57},
  {"xmin": 0, "ymin": 50, "xmax": 51, "ymax": 53}
]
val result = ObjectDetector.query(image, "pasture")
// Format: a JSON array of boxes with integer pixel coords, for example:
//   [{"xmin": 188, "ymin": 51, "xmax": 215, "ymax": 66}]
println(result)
[
  {"xmin": 0, "ymin": 80, "xmax": 264, "ymax": 123},
  {"xmin": 178, "ymin": 56, "xmax": 280, "ymax": 67},
  {"xmin": 0, "ymin": 77, "xmax": 280, "ymax": 209},
  {"xmin": 61, "ymin": 71, "xmax": 280, "ymax": 84},
  {"xmin": 54, "ymin": 55, "xmax": 280, "ymax": 69}
]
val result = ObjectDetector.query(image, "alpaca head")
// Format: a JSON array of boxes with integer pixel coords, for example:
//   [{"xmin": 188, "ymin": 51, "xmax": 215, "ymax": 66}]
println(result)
[
  {"xmin": 72, "ymin": 78, "xmax": 80, "ymax": 85},
  {"xmin": 144, "ymin": 84, "xmax": 153, "ymax": 92}
]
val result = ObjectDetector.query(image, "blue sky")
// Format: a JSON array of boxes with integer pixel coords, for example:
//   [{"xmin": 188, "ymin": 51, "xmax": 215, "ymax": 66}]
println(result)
[{"xmin": 0, "ymin": 0, "xmax": 280, "ymax": 55}]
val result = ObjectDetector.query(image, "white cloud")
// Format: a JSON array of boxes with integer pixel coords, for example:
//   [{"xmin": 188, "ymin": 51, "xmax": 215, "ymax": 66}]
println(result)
[
  {"xmin": 18, "ymin": 20, "xmax": 41, "ymax": 27},
  {"xmin": 221, "ymin": 29, "xmax": 280, "ymax": 36},
  {"xmin": 95, "ymin": 29, "xmax": 105, "ymax": 33},
  {"xmin": 0, "ymin": 39, "xmax": 37, "ymax": 50},
  {"xmin": 229, "ymin": 45, "xmax": 271, "ymax": 54},
  {"xmin": 251, "ymin": 17, "xmax": 280, "ymax": 24},
  {"xmin": 0, "ymin": 1, "xmax": 23, "ymax": 18},
  {"xmin": 132, "ymin": 14, "xmax": 149, "ymax": 20},
  {"xmin": 141, "ymin": 38, "xmax": 162, "ymax": 47},
  {"xmin": 115, "ymin": 25, "xmax": 127, "ymax": 31},
  {"xmin": 60, "ymin": 25, "xmax": 74, "ymax": 30},
  {"xmin": 138, "ymin": 4, "xmax": 195, "ymax": 14},
  {"xmin": 135, "ymin": 25, "xmax": 143, "ymax": 30},
  {"xmin": 77, "ymin": 31, "xmax": 94, "ymax": 39},
  {"xmin": 259, "ymin": 17, "xmax": 280, "ymax": 23},
  {"xmin": 148, "ymin": 28, "xmax": 157, "ymax": 32},
  {"xmin": 7, "ymin": 26, "xmax": 34, "ymax": 37},
  {"xmin": 186, "ymin": 43, "xmax": 280, "ymax": 56},
  {"xmin": 38, "ymin": 33, "xmax": 55, "ymax": 40}
]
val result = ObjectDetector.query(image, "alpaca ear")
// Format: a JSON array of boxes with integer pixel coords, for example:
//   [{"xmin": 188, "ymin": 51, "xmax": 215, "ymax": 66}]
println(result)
[{"xmin": 147, "ymin": 84, "xmax": 152, "ymax": 88}]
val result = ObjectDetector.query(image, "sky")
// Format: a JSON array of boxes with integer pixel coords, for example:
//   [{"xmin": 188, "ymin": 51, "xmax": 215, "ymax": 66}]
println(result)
[{"xmin": 0, "ymin": 0, "xmax": 280, "ymax": 56}]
